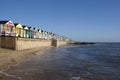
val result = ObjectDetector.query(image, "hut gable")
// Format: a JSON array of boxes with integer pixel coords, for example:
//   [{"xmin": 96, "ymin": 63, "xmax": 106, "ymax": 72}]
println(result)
[
  {"xmin": 22, "ymin": 25, "xmax": 28, "ymax": 30},
  {"xmin": 0, "ymin": 20, "xmax": 14, "ymax": 26},
  {"xmin": 14, "ymin": 23, "xmax": 19, "ymax": 26},
  {"xmin": 14, "ymin": 23, "xmax": 22, "ymax": 28}
]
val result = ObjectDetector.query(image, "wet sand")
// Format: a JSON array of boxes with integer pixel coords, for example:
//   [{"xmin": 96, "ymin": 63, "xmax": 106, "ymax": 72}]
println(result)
[
  {"xmin": 0, "ymin": 46, "xmax": 83, "ymax": 80},
  {"xmin": 0, "ymin": 47, "xmax": 50, "ymax": 79}
]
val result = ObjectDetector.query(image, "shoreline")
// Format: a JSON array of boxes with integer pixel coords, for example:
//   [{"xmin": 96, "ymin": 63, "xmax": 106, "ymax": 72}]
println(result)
[
  {"xmin": 0, "ymin": 43, "xmax": 94, "ymax": 70},
  {"xmin": 0, "ymin": 47, "xmax": 52, "ymax": 79},
  {"xmin": 0, "ymin": 47, "xmax": 51, "ymax": 71}
]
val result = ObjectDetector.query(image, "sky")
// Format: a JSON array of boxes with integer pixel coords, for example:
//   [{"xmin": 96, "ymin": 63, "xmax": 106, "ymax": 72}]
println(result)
[{"xmin": 0, "ymin": 0, "xmax": 120, "ymax": 42}]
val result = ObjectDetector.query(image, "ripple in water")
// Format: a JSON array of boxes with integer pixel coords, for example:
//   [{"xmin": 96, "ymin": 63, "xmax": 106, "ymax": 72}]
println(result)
[{"xmin": 2, "ymin": 43, "xmax": 120, "ymax": 80}]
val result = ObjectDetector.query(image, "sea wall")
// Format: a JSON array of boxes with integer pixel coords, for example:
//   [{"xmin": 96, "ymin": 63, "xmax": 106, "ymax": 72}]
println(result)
[
  {"xmin": 0, "ymin": 37, "xmax": 68, "ymax": 50},
  {"xmin": 57, "ymin": 40, "xmax": 68, "ymax": 46},
  {"xmin": 1, "ymin": 36, "xmax": 16, "ymax": 50},
  {"xmin": 0, "ymin": 36, "xmax": 1, "ymax": 48},
  {"xmin": 16, "ymin": 38, "xmax": 51, "ymax": 50},
  {"xmin": 51, "ymin": 40, "xmax": 57, "ymax": 46}
]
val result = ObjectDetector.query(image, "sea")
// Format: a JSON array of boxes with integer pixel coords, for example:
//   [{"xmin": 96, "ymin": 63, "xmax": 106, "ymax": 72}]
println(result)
[{"xmin": 1, "ymin": 43, "xmax": 120, "ymax": 80}]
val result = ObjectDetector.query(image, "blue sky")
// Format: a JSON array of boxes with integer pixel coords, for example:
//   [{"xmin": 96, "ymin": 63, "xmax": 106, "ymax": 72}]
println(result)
[{"xmin": 0, "ymin": 0, "xmax": 120, "ymax": 42}]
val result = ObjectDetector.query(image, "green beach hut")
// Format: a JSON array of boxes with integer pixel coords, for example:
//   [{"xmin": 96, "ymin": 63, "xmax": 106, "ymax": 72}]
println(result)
[{"xmin": 22, "ymin": 25, "xmax": 29, "ymax": 38}]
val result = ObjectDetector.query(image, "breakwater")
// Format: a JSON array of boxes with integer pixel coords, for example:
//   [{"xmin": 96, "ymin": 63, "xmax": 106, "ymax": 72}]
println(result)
[{"xmin": 70, "ymin": 42, "xmax": 96, "ymax": 45}]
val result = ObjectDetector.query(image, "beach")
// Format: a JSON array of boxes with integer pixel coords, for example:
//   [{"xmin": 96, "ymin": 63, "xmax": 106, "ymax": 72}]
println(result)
[
  {"xmin": 0, "ymin": 43, "xmax": 120, "ymax": 80},
  {"xmin": 0, "ymin": 47, "xmax": 51, "ymax": 70},
  {"xmin": 0, "ymin": 47, "xmax": 51, "ymax": 79}
]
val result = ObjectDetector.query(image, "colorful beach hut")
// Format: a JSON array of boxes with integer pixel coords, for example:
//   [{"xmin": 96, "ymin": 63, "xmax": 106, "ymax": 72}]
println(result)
[
  {"xmin": 0, "ymin": 20, "xmax": 14, "ymax": 36},
  {"xmin": 37, "ymin": 29, "xmax": 42, "ymax": 39},
  {"xmin": 32, "ymin": 27, "xmax": 37, "ymax": 38},
  {"xmin": 28, "ymin": 27, "xmax": 33, "ymax": 38},
  {"xmin": 36, "ymin": 29, "xmax": 40, "ymax": 39},
  {"xmin": 13, "ymin": 23, "xmax": 23, "ymax": 37},
  {"xmin": 41, "ymin": 30, "xmax": 44, "ymax": 39},
  {"xmin": 44, "ymin": 31, "xmax": 46, "ymax": 40},
  {"xmin": 22, "ymin": 25, "xmax": 29, "ymax": 38},
  {"xmin": 38, "ymin": 29, "xmax": 42, "ymax": 39},
  {"xmin": 49, "ymin": 32, "xmax": 52, "ymax": 40}
]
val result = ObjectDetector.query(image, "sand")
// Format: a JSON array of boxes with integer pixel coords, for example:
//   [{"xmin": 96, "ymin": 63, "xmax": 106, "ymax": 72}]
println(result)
[
  {"xmin": 0, "ymin": 47, "xmax": 51, "ymax": 80},
  {"xmin": 0, "ymin": 47, "xmax": 50, "ymax": 70}
]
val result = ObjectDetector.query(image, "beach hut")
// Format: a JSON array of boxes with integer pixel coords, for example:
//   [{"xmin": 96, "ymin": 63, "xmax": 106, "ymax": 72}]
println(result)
[
  {"xmin": 44, "ymin": 31, "xmax": 48, "ymax": 40},
  {"xmin": 36, "ymin": 29, "xmax": 40, "ymax": 39},
  {"xmin": 32, "ymin": 27, "xmax": 36, "ymax": 38},
  {"xmin": 37, "ymin": 29, "xmax": 42, "ymax": 39},
  {"xmin": 33, "ymin": 27, "xmax": 40, "ymax": 38},
  {"xmin": 52, "ymin": 33, "xmax": 57, "ymax": 40},
  {"xmin": 38, "ymin": 29, "xmax": 42, "ymax": 39},
  {"xmin": 50, "ymin": 32, "xmax": 54, "ymax": 40},
  {"xmin": 41, "ymin": 30, "xmax": 44, "ymax": 39},
  {"xmin": 46, "ymin": 32, "xmax": 50, "ymax": 40},
  {"xmin": 28, "ymin": 27, "xmax": 33, "ymax": 38},
  {"xmin": 47, "ymin": 32, "xmax": 51, "ymax": 40},
  {"xmin": 59, "ymin": 36, "xmax": 62, "ymax": 41},
  {"xmin": 49, "ymin": 32, "xmax": 53, "ymax": 40},
  {"xmin": 0, "ymin": 20, "xmax": 14, "ymax": 36},
  {"xmin": 13, "ymin": 23, "xmax": 23, "ymax": 37},
  {"xmin": 44, "ymin": 31, "xmax": 47, "ymax": 40},
  {"xmin": 22, "ymin": 25, "xmax": 29, "ymax": 38},
  {"xmin": 42, "ymin": 30, "xmax": 45, "ymax": 40},
  {"xmin": 58, "ymin": 35, "xmax": 61, "ymax": 41},
  {"xmin": 46, "ymin": 32, "xmax": 49, "ymax": 40},
  {"xmin": 56, "ymin": 34, "xmax": 60, "ymax": 41}
]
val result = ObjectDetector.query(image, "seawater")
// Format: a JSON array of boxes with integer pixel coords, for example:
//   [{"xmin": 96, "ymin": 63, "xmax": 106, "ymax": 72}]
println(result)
[{"xmin": 2, "ymin": 43, "xmax": 120, "ymax": 80}]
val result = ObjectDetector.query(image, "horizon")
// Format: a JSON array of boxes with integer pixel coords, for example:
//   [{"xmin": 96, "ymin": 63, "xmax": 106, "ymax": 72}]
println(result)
[{"xmin": 0, "ymin": 0, "xmax": 120, "ymax": 42}]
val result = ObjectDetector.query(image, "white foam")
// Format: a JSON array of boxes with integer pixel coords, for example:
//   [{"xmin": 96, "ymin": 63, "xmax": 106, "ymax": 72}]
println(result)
[
  {"xmin": 0, "ymin": 71, "xmax": 22, "ymax": 80},
  {"xmin": 70, "ymin": 76, "xmax": 81, "ymax": 80}
]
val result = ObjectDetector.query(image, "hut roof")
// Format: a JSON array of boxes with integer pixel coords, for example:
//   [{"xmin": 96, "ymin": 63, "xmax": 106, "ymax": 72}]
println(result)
[
  {"xmin": 14, "ymin": 23, "xmax": 19, "ymax": 26},
  {"xmin": 22, "ymin": 25, "xmax": 27, "ymax": 28},
  {"xmin": 0, "ymin": 20, "xmax": 9, "ymax": 24},
  {"xmin": 28, "ymin": 26, "xmax": 32, "ymax": 29},
  {"xmin": 22, "ymin": 25, "xmax": 28, "ymax": 29}
]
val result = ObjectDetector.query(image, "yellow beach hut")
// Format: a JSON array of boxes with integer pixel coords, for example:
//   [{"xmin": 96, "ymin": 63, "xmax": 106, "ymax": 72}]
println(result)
[{"xmin": 13, "ymin": 23, "xmax": 23, "ymax": 37}]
